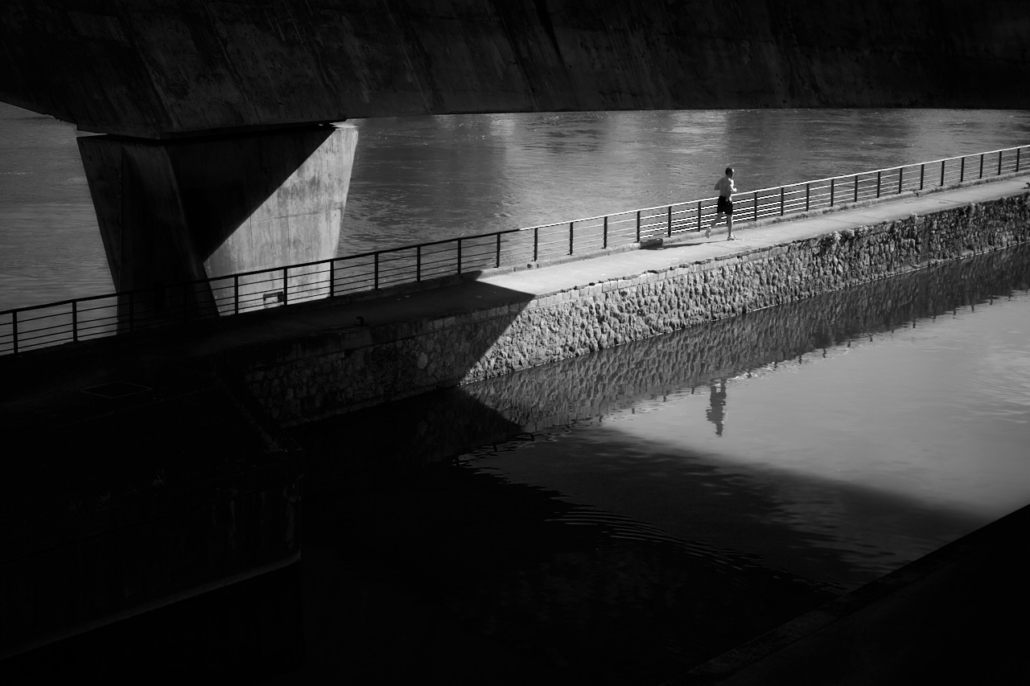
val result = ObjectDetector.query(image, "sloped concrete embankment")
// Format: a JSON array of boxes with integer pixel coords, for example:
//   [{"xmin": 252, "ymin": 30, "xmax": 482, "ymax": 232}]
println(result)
[{"xmin": 240, "ymin": 194, "xmax": 1030, "ymax": 426}]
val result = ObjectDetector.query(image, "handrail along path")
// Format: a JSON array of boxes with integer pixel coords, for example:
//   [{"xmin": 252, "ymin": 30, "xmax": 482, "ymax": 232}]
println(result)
[{"xmin": 2, "ymin": 145, "xmax": 1028, "ymax": 356}]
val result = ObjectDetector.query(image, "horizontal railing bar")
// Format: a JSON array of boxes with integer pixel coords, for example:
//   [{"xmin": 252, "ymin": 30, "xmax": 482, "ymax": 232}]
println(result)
[{"xmin": 13, "ymin": 328, "xmax": 79, "ymax": 344}]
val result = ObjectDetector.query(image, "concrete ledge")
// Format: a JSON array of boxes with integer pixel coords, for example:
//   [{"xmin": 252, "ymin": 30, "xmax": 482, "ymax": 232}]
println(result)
[{"xmin": 664, "ymin": 500, "xmax": 1030, "ymax": 685}]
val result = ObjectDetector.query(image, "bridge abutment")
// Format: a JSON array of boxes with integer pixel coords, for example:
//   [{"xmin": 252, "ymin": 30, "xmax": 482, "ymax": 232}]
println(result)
[{"xmin": 78, "ymin": 123, "xmax": 357, "ymax": 321}]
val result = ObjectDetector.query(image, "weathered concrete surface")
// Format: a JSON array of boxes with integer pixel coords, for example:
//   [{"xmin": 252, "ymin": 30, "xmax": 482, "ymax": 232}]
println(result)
[
  {"xmin": 0, "ymin": 342, "xmax": 303, "ymax": 665},
  {"xmin": 1, "ymin": 1, "xmax": 1028, "ymax": 138},
  {"xmin": 77, "ymin": 123, "xmax": 357, "ymax": 311},
  {"xmin": 0, "ymin": 331, "xmax": 304, "ymax": 663},
  {"xmin": 667, "ymin": 499, "xmax": 1030, "ymax": 685}
]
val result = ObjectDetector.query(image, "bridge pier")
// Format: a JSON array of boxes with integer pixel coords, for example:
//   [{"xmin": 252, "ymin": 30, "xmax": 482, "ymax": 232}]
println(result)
[{"xmin": 77, "ymin": 123, "xmax": 357, "ymax": 321}]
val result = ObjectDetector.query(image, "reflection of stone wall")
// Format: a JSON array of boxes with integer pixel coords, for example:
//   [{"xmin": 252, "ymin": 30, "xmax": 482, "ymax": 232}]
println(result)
[
  {"xmin": 244, "ymin": 194, "xmax": 1029, "ymax": 425},
  {"xmin": 465, "ymin": 243, "xmax": 1030, "ymax": 429},
  {"xmin": 297, "ymin": 386, "xmax": 525, "ymax": 483}
]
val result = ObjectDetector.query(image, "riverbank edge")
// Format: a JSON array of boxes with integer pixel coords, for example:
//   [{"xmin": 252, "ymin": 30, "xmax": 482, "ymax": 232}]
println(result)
[
  {"xmin": 237, "ymin": 185, "xmax": 1030, "ymax": 427},
  {"xmin": 662, "ymin": 497, "xmax": 1030, "ymax": 685}
]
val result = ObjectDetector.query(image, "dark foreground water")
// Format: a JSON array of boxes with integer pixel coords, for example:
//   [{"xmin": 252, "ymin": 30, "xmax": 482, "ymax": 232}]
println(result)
[
  {"xmin": 7, "ymin": 246, "xmax": 1029, "ymax": 684},
  {"xmin": 289, "ymin": 244, "xmax": 1030, "ymax": 684},
  {"xmin": 2, "ymin": 104, "xmax": 1029, "ymax": 310}
]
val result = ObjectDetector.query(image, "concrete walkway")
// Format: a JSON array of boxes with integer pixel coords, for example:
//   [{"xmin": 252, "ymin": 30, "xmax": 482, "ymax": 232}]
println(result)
[
  {"xmin": 480, "ymin": 175, "xmax": 1030, "ymax": 297},
  {"xmin": 2, "ymin": 174, "xmax": 1029, "ymax": 681}
]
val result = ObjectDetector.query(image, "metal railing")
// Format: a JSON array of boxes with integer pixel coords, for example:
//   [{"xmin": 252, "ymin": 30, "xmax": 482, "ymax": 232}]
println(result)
[{"xmin": 1, "ymin": 144, "xmax": 1027, "ymax": 357}]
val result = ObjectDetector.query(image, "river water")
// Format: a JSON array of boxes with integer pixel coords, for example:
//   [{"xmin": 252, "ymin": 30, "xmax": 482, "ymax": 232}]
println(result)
[
  {"xmin": 2, "ymin": 103, "xmax": 1029, "ymax": 311},
  {"xmin": 9, "ymin": 246, "xmax": 1030, "ymax": 684},
  {"xmin": 461, "ymin": 254, "xmax": 1030, "ymax": 592},
  {"xmin": 3, "ymin": 104, "xmax": 1030, "ymax": 682},
  {"xmin": 293, "ymin": 244, "xmax": 1030, "ymax": 683}
]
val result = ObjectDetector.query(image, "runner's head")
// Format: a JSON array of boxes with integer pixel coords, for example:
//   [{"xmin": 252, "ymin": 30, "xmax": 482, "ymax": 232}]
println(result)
[{"xmin": 725, "ymin": 167, "xmax": 734, "ymax": 177}]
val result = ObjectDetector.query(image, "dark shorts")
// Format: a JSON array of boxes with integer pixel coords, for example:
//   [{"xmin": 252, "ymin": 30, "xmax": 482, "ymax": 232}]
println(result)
[{"xmin": 717, "ymin": 196, "xmax": 733, "ymax": 215}]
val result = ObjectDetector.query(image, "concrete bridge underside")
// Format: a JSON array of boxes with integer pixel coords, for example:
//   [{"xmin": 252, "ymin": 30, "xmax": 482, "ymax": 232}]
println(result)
[
  {"xmin": 3, "ymin": 0, "xmax": 1029, "ymax": 137},
  {"xmin": 2, "ymin": 0, "xmax": 1028, "ymax": 306}
]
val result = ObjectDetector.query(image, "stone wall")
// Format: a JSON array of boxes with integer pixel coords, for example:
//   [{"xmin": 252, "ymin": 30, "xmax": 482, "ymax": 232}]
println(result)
[
  {"xmin": 240, "ymin": 193, "xmax": 1030, "ymax": 426},
  {"xmin": 462, "ymin": 242, "xmax": 1030, "ymax": 433},
  {"xmin": 294, "ymin": 242, "xmax": 1030, "ymax": 486},
  {"xmin": 467, "ymin": 195, "xmax": 1030, "ymax": 381}
]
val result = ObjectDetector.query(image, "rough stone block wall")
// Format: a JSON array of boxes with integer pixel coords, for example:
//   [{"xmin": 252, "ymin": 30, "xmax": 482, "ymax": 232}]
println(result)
[
  {"xmin": 461, "ymin": 195, "xmax": 1030, "ymax": 383},
  {"xmin": 242, "ymin": 194, "xmax": 1030, "ymax": 426},
  {"xmin": 462, "ymin": 243, "xmax": 1030, "ymax": 433}
]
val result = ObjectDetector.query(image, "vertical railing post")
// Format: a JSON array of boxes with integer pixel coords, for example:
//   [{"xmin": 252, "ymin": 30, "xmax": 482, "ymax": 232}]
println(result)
[
  {"xmin": 829, "ymin": 178, "xmax": 835, "ymax": 207},
  {"xmin": 697, "ymin": 201, "xmax": 701, "ymax": 230},
  {"xmin": 234, "ymin": 275, "xmax": 239, "ymax": 315},
  {"xmin": 998, "ymin": 151, "xmax": 1003, "ymax": 175},
  {"xmin": 854, "ymin": 175, "xmax": 859, "ymax": 202},
  {"xmin": 876, "ymin": 171, "xmax": 881, "ymax": 197},
  {"xmin": 457, "ymin": 238, "xmax": 463, "ymax": 274},
  {"xmin": 920, "ymin": 163, "xmax": 925, "ymax": 190},
  {"xmin": 11, "ymin": 311, "xmax": 17, "ymax": 355},
  {"xmin": 979, "ymin": 153, "xmax": 984, "ymax": 179},
  {"xmin": 569, "ymin": 221, "xmax": 574, "ymax": 255},
  {"xmin": 73, "ymin": 300, "xmax": 78, "ymax": 341},
  {"xmin": 667, "ymin": 206, "xmax": 672, "ymax": 237},
  {"xmin": 960, "ymin": 156, "xmax": 965, "ymax": 182},
  {"xmin": 753, "ymin": 191, "xmax": 758, "ymax": 220},
  {"xmin": 416, "ymin": 246, "xmax": 422, "ymax": 282},
  {"xmin": 602, "ymin": 217, "xmax": 608, "ymax": 249},
  {"xmin": 533, "ymin": 228, "xmax": 539, "ymax": 261},
  {"xmin": 635, "ymin": 210, "xmax": 641, "ymax": 243},
  {"xmin": 329, "ymin": 261, "xmax": 335, "ymax": 299},
  {"xmin": 1017, "ymin": 147, "xmax": 1022, "ymax": 172},
  {"xmin": 940, "ymin": 159, "xmax": 946, "ymax": 186},
  {"xmin": 898, "ymin": 167, "xmax": 903, "ymax": 194},
  {"xmin": 374, "ymin": 252, "xmax": 380, "ymax": 290},
  {"xmin": 282, "ymin": 269, "xmax": 288, "ymax": 306},
  {"xmin": 780, "ymin": 187, "xmax": 784, "ymax": 215},
  {"xmin": 805, "ymin": 183, "xmax": 810, "ymax": 211},
  {"xmin": 496, "ymin": 233, "xmax": 502, "ymax": 268}
]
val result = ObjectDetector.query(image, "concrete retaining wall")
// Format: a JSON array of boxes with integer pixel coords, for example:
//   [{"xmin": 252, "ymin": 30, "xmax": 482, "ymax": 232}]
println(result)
[
  {"xmin": 241, "ymin": 193, "xmax": 1030, "ymax": 426},
  {"xmin": 461, "ymin": 242, "xmax": 1030, "ymax": 434}
]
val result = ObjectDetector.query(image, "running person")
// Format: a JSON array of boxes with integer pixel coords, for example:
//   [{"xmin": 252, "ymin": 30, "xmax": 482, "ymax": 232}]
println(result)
[{"xmin": 707, "ymin": 167, "xmax": 736, "ymax": 240}]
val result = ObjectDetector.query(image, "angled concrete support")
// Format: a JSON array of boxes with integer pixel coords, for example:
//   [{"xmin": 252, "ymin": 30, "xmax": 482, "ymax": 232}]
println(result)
[{"xmin": 78, "ymin": 123, "xmax": 357, "ymax": 322}]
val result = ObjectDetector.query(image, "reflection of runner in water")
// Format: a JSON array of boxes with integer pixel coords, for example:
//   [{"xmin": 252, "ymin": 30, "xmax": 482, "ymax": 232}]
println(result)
[
  {"xmin": 707, "ymin": 167, "xmax": 736, "ymax": 240},
  {"xmin": 706, "ymin": 379, "xmax": 728, "ymax": 436}
]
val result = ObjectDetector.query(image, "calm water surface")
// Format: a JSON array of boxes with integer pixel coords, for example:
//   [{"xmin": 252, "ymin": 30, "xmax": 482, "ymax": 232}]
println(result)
[
  {"xmin": 2, "ymin": 104, "xmax": 1029, "ymax": 310},
  {"xmin": 464, "ymin": 264, "xmax": 1030, "ymax": 590},
  {"xmin": 288, "ymin": 247, "xmax": 1030, "ymax": 681}
]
